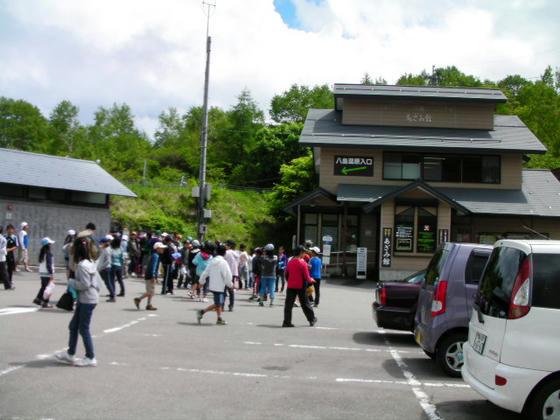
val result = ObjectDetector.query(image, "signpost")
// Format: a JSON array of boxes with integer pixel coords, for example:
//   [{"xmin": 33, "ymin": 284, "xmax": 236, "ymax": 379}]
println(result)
[
  {"xmin": 322, "ymin": 234, "xmax": 332, "ymax": 265},
  {"xmin": 382, "ymin": 228, "xmax": 392, "ymax": 267},
  {"xmin": 334, "ymin": 156, "xmax": 374, "ymax": 177},
  {"xmin": 356, "ymin": 247, "xmax": 367, "ymax": 280}
]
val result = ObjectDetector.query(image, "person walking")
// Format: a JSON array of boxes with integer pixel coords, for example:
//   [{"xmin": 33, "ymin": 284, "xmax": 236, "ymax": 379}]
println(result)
[
  {"xmin": 224, "ymin": 240, "xmax": 239, "ymax": 311},
  {"xmin": 110, "ymin": 236, "xmax": 125, "ymax": 297},
  {"xmin": 34, "ymin": 237, "xmax": 56, "ymax": 308},
  {"xmin": 134, "ymin": 242, "xmax": 166, "ymax": 311},
  {"xmin": 17, "ymin": 222, "xmax": 31, "ymax": 272},
  {"xmin": 309, "ymin": 247, "xmax": 323, "ymax": 307},
  {"xmin": 196, "ymin": 244, "xmax": 233, "ymax": 325},
  {"xmin": 98, "ymin": 236, "xmax": 114, "ymax": 302},
  {"xmin": 55, "ymin": 238, "xmax": 101, "ymax": 367},
  {"xmin": 239, "ymin": 244, "xmax": 249, "ymax": 290},
  {"xmin": 0, "ymin": 227, "xmax": 10, "ymax": 290},
  {"xmin": 4, "ymin": 224, "xmax": 18, "ymax": 290},
  {"xmin": 249, "ymin": 247, "xmax": 262, "ymax": 300},
  {"xmin": 276, "ymin": 246, "xmax": 287, "ymax": 293},
  {"xmin": 160, "ymin": 236, "xmax": 174, "ymax": 295},
  {"xmin": 282, "ymin": 246, "xmax": 317, "ymax": 328},
  {"xmin": 62, "ymin": 230, "xmax": 76, "ymax": 280},
  {"xmin": 192, "ymin": 241, "xmax": 213, "ymax": 302},
  {"xmin": 127, "ymin": 231, "xmax": 140, "ymax": 277},
  {"xmin": 259, "ymin": 244, "xmax": 278, "ymax": 307}
]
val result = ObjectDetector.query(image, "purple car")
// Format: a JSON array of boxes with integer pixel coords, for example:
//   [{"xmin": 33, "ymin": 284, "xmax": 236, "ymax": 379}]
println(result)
[{"xmin": 414, "ymin": 242, "xmax": 492, "ymax": 377}]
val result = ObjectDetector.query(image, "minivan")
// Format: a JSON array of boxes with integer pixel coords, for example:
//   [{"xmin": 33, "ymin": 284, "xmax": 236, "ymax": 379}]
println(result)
[
  {"xmin": 414, "ymin": 242, "xmax": 492, "ymax": 377},
  {"xmin": 462, "ymin": 240, "xmax": 560, "ymax": 419}
]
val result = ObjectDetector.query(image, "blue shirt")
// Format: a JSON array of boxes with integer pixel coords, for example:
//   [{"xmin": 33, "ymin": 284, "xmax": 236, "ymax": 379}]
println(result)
[{"xmin": 309, "ymin": 257, "xmax": 322, "ymax": 279}]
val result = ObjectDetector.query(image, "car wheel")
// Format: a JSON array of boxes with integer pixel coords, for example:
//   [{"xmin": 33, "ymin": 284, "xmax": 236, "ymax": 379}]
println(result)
[
  {"xmin": 436, "ymin": 332, "xmax": 467, "ymax": 378},
  {"xmin": 525, "ymin": 378, "xmax": 560, "ymax": 420}
]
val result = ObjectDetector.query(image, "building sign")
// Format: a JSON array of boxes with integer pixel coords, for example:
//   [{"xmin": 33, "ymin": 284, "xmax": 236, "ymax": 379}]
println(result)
[
  {"xmin": 417, "ymin": 224, "xmax": 436, "ymax": 253},
  {"xmin": 356, "ymin": 247, "xmax": 367, "ymax": 280},
  {"xmin": 438, "ymin": 229, "xmax": 449, "ymax": 246},
  {"xmin": 334, "ymin": 156, "xmax": 374, "ymax": 177},
  {"xmin": 382, "ymin": 228, "xmax": 392, "ymax": 267},
  {"xmin": 395, "ymin": 224, "xmax": 413, "ymax": 252}
]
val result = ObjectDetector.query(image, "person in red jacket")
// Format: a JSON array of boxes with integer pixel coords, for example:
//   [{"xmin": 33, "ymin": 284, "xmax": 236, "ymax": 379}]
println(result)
[{"xmin": 282, "ymin": 246, "xmax": 317, "ymax": 328}]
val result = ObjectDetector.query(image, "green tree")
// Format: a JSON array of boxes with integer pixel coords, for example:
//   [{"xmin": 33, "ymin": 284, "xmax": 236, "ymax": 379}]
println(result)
[
  {"xmin": 269, "ymin": 84, "xmax": 333, "ymax": 124},
  {"xmin": 361, "ymin": 73, "xmax": 373, "ymax": 85},
  {"xmin": 397, "ymin": 66, "xmax": 482, "ymax": 87},
  {"xmin": 49, "ymin": 100, "xmax": 83, "ymax": 156},
  {"xmin": 0, "ymin": 97, "xmax": 50, "ymax": 151}
]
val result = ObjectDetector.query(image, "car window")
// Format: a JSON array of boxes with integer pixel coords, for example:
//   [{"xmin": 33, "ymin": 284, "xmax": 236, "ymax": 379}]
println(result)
[
  {"xmin": 406, "ymin": 271, "xmax": 426, "ymax": 284},
  {"xmin": 465, "ymin": 251, "xmax": 490, "ymax": 284},
  {"xmin": 478, "ymin": 246, "xmax": 527, "ymax": 318},
  {"xmin": 424, "ymin": 248, "xmax": 448, "ymax": 288},
  {"xmin": 532, "ymin": 254, "xmax": 560, "ymax": 310}
]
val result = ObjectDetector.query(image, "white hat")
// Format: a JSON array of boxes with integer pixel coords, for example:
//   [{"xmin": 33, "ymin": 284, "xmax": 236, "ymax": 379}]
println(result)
[
  {"xmin": 67, "ymin": 229, "xmax": 76, "ymax": 236},
  {"xmin": 153, "ymin": 242, "xmax": 167, "ymax": 250},
  {"xmin": 310, "ymin": 246, "xmax": 321, "ymax": 254},
  {"xmin": 21, "ymin": 222, "xmax": 28, "ymax": 228},
  {"xmin": 161, "ymin": 232, "xmax": 169, "ymax": 237},
  {"xmin": 41, "ymin": 237, "xmax": 55, "ymax": 246},
  {"xmin": 104, "ymin": 234, "xmax": 114, "ymax": 241}
]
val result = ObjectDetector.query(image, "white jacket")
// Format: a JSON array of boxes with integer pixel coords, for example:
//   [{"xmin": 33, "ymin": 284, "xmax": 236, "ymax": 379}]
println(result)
[{"xmin": 199, "ymin": 255, "xmax": 233, "ymax": 292}]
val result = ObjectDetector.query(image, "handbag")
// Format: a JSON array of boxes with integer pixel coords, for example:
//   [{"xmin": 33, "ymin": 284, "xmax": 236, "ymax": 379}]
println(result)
[
  {"xmin": 43, "ymin": 281, "xmax": 55, "ymax": 301},
  {"xmin": 56, "ymin": 290, "xmax": 74, "ymax": 311}
]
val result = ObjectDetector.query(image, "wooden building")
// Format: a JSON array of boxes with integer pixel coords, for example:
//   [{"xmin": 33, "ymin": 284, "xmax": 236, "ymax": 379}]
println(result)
[{"xmin": 284, "ymin": 84, "xmax": 560, "ymax": 280}]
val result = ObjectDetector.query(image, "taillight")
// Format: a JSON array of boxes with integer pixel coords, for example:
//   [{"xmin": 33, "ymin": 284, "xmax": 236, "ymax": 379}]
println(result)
[
  {"xmin": 431, "ymin": 281, "xmax": 448, "ymax": 317},
  {"xmin": 508, "ymin": 257, "xmax": 531, "ymax": 319},
  {"xmin": 495, "ymin": 375, "xmax": 507, "ymax": 386},
  {"xmin": 379, "ymin": 286, "xmax": 387, "ymax": 305}
]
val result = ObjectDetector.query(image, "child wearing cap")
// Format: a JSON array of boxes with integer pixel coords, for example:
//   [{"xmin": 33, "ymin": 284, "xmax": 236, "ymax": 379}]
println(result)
[
  {"xmin": 134, "ymin": 242, "xmax": 166, "ymax": 311},
  {"xmin": 98, "ymin": 236, "xmax": 114, "ymax": 302},
  {"xmin": 34, "ymin": 237, "xmax": 55, "ymax": 308}
]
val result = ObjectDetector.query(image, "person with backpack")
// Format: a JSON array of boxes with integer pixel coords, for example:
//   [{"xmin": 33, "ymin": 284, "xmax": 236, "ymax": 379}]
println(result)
[
  {"xmin": 259, "ymin": 244, "xmax": 278, "ymax": 307},
  {"xmin": 192, "ymin": 241, "xmax": 214, "ymax": 302},
  {"xmin": 55, "ymin": 238, "xmax": 101, "ymax": 367},
  {"xmin": 110, "ymin": 236, "xmax": 125, "ymax": 297},
  {"xmin": 34, "ymin": 237, "xmax": 56, "ymax": 308},
  {"xmin": 283, "ymin": 245, "xmax": 317, "ymax": 328}
]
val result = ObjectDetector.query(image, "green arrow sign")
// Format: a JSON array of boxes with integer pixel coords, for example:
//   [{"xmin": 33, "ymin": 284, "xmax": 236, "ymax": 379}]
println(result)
[{"xmin": 342, "ymin": 166, "xmax": 367, "ymax": 175}]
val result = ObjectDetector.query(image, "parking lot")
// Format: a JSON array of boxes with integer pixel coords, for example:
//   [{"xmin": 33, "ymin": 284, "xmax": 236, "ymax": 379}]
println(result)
[{"xmin": 0, "ymin": 272, "xmax": 521, "ymax": 419}]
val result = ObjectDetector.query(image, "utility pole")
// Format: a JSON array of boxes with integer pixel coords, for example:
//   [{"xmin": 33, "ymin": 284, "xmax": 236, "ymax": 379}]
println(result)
[{"xmin": 198, "ymin": 1, "xmax": 215, "ymax": 241}]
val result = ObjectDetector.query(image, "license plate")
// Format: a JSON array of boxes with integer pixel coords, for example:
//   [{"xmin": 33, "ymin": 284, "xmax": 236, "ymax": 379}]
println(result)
[{"xmin": 472, "ymin": 331, "xmax": 487, "ymax": 355}]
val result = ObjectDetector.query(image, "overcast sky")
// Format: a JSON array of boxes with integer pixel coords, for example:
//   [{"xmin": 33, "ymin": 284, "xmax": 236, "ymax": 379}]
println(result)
[{"xmin": 1, "ymin": 0, "xmax": 559, "ymax": 138}]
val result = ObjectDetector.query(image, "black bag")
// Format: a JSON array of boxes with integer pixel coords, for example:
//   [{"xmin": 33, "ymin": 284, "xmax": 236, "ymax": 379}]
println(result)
[{"xmin": 56, "ymin": 291, "xmax": 74, "ymax": 311}]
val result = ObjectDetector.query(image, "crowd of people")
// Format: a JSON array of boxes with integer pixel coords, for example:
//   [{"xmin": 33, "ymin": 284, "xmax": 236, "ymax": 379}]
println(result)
[{"xmin": 0, "ymin": 221, "xmax": 324, "ymax": 367}]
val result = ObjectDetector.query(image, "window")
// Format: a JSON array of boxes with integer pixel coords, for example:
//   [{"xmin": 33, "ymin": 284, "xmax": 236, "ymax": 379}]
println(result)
[
  {"xmin": 425, "ymin": 248, "xmax": 449, "ymax": 288},
  {"xmin": 322, "ymin": 214, "xmax": 339, "ymax": 252},
  {"xmin": 395, "ymin": 207, "xmax": 414, "ymax": 252},
  {"xmin": 383, "ymin": 152, "xmax": 500, "ymax": 184},
  {"xmin": 303, "ymin": 213, "xmax": 318, "ymax": 246},
  {"xmin": 464, "ymin": 250, "xmax": 491, "ymax": 284},
  {"xmin": 417, "ymin": 207, "xmax": 437, "ymax": 253},
  {"xmin": 532, "ymin": 254, "xmax": 560, "ymax": 310},
  {"xmin": 343, "ymin": 214, "xmax": 359, "ymax": 252}
]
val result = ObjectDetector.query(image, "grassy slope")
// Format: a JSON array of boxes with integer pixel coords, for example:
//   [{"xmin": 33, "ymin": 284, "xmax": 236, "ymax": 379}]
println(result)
[{"xmin": 110, "ymin": 185, "xmax": 284, "ymax": 245}]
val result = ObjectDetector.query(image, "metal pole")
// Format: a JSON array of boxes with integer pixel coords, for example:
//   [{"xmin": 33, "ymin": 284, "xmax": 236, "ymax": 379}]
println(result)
[{"xmin": 198, "ymin": 1, "xmax": 215, "ymax": 242}]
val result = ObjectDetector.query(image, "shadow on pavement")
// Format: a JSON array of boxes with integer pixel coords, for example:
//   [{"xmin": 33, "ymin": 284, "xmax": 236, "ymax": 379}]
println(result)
[
  {"xmin": 437, "ymin": 400, "xmax": 522, "ymax": 419},
  {"xmin": 13, "ymin": 359, "xmax": 65, "ymax": 369},
  {"xmin": 256, "ymin": 324, "xmax": 283, "ymax": 329},
  {"xmin": 177, "ymin": 321, "xmax": 212, "ymax": 327},
  {"xmin": 352, "ymin": 331, "xmax": 418, "ymax": 348}
]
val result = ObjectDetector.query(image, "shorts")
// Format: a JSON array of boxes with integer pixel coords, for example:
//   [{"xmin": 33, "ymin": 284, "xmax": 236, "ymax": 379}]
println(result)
[
  {"xmin": 212, "ymin": 292, "xmax": 225, "ymax": 306},
  {"xmin": 145, "ymin": 279, "xmax": 156, "ymax": 295},
  {"xmin": 18, "ymin": 248, "xmax": 28, "ymax": 264}
]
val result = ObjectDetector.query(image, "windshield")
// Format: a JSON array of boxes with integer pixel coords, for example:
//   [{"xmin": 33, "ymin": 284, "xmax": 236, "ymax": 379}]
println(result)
[
  {"xmin": 424, "ymin": 248, "xmax": 448, "ymax": 288},
  {"xmin": 406, "ymin": 270, "xmax": 426, "ymax": 284},
  {"xmin": 478, "ymin": 246, "xmax": 527, "ymax": 318}
]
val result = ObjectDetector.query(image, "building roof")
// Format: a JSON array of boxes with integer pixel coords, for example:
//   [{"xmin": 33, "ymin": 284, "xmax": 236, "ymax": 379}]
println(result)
[
  {"xmin": 439, "ymin": 170, "xmax": 560, "ymax": 217},
  {"xmin": 0, "ymin": 148, "xmax": 136, "ymax": 197},
  {"xmin": 300, "ymin": 109, "xmax": 547, "ymax": 154},
  {"xmin": 282, "ymin": 188, "xmax": 338, "ymax": 216},
  {"xmin": 333, "ymin": 84, "xmax": 508, "ymax": 103}
]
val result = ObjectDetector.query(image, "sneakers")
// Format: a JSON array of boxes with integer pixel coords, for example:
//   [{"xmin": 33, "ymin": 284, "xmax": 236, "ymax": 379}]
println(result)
[
  {"xmin": 25, "ymin": 267, "xmax": 32, "ymax": 272},
  {"xmin": 55, "ymin": 351, "xmax": 76, "ymax": 364},
  {"xmin": 282, "ymin": 322, "xmax": 295, "ymax": 328},
  {"xmin": 259, "ymin": 301, "xmax": 264, "ymax": 307},
  {"xmin": 216, "ymin": 319, "xmax": 227, "ymax": 325},
  {"xmin": 33, "ymin": 298, "xmax": 42, "ymax": 306},
  {"xmin": 309, "ymin": 317, "xmax": 318, "ymax": 327},
  {"xmin": 106, "ymin": 298, "xmax": 116, "ymax": 303},
  {"xmin": 133, "ymin": 298, "xmax": 141, "ymax": 309},
  {"xmin": 75, "ymin": 357, "xmax": 97, "ymax": 367},
  {"xmin": 146, "ymin": 305, "xmax": 157, "ymax": 311},
  {"xmin": 202, "ymin": 297, "xmax": 209, "ymax": 303},
  {"xmin": 197, "ymin": 309, "xmax": 204, "ymax": 324}
]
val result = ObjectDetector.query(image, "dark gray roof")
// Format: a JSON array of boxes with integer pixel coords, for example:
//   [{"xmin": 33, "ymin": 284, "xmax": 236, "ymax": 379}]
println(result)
[
  {"xmin": 338, "ymin": 184, "xmax": 400, "ymax": 203},
  {"xmin": 0, "ymin": 148, "xmax": 136, "ymax": 197},
  {"xmin": 439, "ymin": 170, "xmax": 560, "ymax": 217},
  {"xmin": 333, "ymin": 84, "xmax": 507, "ymax": 103},
  {"xmin": 300, "ymin": 109, "xmax": 547, "ymax": 154}
]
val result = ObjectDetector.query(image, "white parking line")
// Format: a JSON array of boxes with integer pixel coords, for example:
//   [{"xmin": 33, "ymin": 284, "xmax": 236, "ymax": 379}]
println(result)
[
  {"xmin": 0, "ymin": 365, "xmax": 24, "ymax": 377},
  {"xmin": 0, "ymin": 307, "xmax": 39, "ymax": 316},
  {"xmin": 243, "ymin": 340, "xmax": 423, "ymax": 354}
]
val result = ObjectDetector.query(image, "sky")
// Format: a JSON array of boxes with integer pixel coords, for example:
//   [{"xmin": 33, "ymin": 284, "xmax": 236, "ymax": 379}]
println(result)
[{"xmin": 1, "ymin": 0, "xmax": 559, "ymax": 138}]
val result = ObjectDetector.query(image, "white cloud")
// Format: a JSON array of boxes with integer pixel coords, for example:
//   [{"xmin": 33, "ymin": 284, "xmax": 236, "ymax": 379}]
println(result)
[{"xmin": 0, "ymin": 0, "xmax": 558, "ymax": 139}]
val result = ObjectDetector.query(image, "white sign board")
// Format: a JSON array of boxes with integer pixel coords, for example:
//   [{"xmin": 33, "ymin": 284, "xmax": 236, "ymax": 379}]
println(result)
[
  {"xmin": 356, "ymin": 247, "xmax": 367, "ymax": 280},
  {"xmin": 322, "ymin": 244, "xmax": 331, "ymax": 265}
]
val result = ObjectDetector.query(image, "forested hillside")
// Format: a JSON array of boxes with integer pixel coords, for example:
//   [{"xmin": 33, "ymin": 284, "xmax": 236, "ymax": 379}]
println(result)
[{"xmin": 1, "ymin": 65, "xmax": 559, "ymax": 234}]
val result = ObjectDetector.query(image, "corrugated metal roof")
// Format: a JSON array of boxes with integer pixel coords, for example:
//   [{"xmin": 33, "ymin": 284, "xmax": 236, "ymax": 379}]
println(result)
[
  {"xmin": 300, "ymin": 109, "xmax": 547, "ymax": 154},
  {"xmin": 333, "ymin": 84, "xmax": 508, "ymax": 102},
  {"xmin": 439, "ymin": 170, "xmax": 560, "ymax": 217},
  {"xmin": 0, "ymin": 148, "xmax": 136, "ymax": 197}
]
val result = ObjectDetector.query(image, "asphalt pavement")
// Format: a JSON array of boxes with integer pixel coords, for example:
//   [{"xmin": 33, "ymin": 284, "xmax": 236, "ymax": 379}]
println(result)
[{"xmin": 0, "ymin": 271, "xmax": 522, "ymax": 420}]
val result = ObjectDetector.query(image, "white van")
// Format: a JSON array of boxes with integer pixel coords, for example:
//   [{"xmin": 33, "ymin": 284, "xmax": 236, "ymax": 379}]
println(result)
[{"xmin": 462, "ymin": 240, "xmax": 560, "ymax": 419}]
